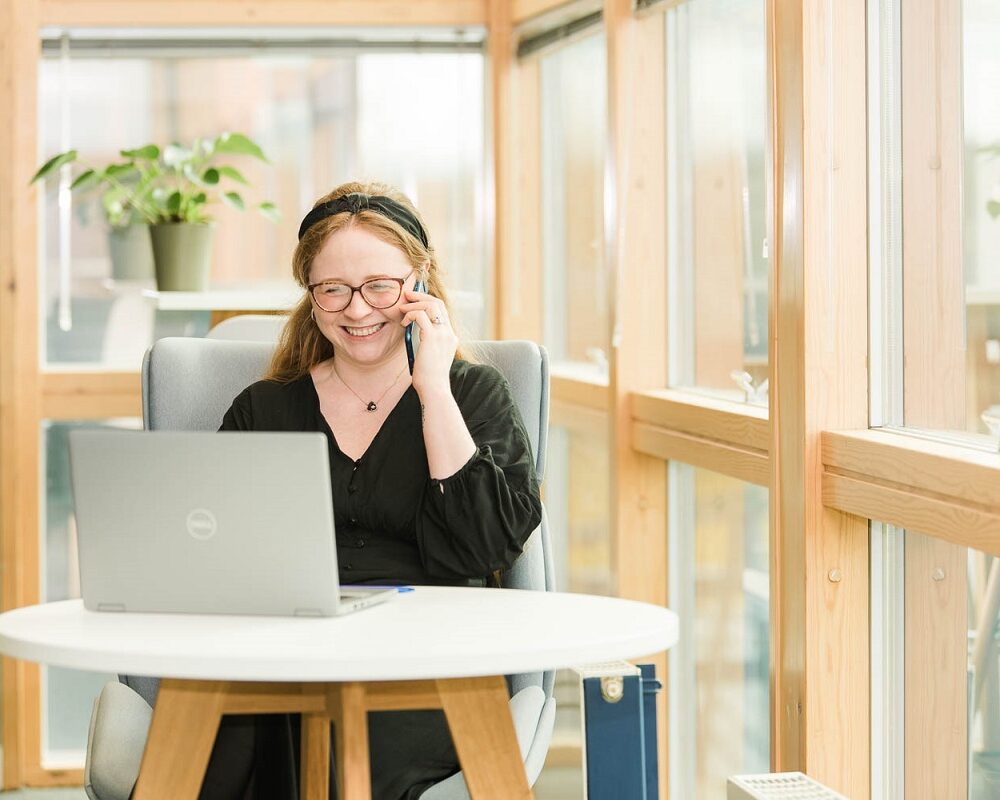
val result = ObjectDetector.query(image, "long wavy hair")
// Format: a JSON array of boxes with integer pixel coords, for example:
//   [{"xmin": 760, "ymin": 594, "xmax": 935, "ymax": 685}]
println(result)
[{"xmin": 267, "ymin": 181, "xmax": 464, "ymax": 382}]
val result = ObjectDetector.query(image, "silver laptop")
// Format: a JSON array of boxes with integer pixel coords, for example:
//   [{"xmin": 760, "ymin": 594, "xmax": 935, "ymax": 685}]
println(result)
[{"xmin": 68, "ymin": 430, "xmax": 395, "ymax": 616}]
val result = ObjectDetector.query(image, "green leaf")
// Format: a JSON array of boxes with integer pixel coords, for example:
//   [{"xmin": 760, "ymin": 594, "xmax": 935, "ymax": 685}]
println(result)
[
  {"xmin": 988, "ymin": 199, "xmax": 1000, "ymax": 220},
  {"xmin": 69, "ymin": 169, "xmax": 98, "ymax": 190},
  {"xmin": 213, "ymin": 132, "xmax": 268, "ymax": 162},
  {"xmin": 30, "ymin": 150, "xmax": 78, "ymax": 183},
  {"xmin": 191, "ymin": 192, "xmax": 208, "ymax": 204},
  {"xmin": 166, "ymin": 191, "xmax": 182, "ymax": 215},
  {"xmin": 119, "ymin": 144, "xmax": 159, "ymax": 160},
  {"xmin": 217, "ymin": 165, "xmax": 248, "ymax": 185},
  {"xmin": 105, "ymin": 163, "xmax": 138, "ymax": 179},
  {"xmin": 201, "ymin": 168, "xmax": 220, "ymax": 185},
  {"xmin": 222, "ymin": 191, "xmax": 245, "ymax": 211},
  {"xmin": 163, "ymin": 144, "xmax": 192, "ymax": 168},
  {"xmin": 258, "ymin": 201, "xmax": 281, "ymax": 222}
]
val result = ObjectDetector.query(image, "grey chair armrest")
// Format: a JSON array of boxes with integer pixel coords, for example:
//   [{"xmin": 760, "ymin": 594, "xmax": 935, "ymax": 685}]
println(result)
[
  {"xmin": 85, "ymin": 681, "xmax": 153, "ymax": 800},
  {"xmin": 419, "ymin": 685, "xmax": 549, "ymax": 800}
]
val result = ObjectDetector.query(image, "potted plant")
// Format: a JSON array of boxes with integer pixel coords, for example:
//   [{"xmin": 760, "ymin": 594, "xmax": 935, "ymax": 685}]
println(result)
[
  {"xmin": 31, "ymin": 147, "xmax": 159, "ymax": 280},
  {"xmin": 33, "ymin": 132, "xmax": 280, "ymax": 291}
]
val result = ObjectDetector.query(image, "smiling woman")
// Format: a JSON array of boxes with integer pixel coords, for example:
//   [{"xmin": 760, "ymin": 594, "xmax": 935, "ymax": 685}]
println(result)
[{"xmin": 207, "ymin": 180, "xmax": 544, "ymax": 799}]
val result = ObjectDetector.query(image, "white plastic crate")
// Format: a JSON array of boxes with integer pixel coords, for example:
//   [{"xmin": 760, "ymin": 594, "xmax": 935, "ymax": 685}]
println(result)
[{"xmin": 728, "ymin": 772, "xmax": 849, "ymax": 800}]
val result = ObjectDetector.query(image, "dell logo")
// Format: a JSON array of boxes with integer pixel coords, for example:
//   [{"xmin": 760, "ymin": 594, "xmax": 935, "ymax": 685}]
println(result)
[{"xmin": 186, "ymin": 509, "xmax": 218, "ymax": 540}]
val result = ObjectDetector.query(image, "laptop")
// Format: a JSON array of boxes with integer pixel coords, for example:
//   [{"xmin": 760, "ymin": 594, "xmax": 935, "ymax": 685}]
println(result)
[{"xmin": 68, "ymin": 429, "xmax": 396, "ymax": 617}]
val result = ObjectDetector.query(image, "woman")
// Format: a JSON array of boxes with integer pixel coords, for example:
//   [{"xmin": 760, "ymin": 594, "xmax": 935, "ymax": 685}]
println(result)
[{"xmin": 205, "ymin": 181, "xmax": 543, "ymax": 799}]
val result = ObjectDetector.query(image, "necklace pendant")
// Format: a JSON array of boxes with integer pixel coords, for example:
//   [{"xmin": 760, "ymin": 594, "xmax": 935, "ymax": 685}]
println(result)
[{"xmin": 366, "ymin": 401, "xmax": 378, "ymax": 412}]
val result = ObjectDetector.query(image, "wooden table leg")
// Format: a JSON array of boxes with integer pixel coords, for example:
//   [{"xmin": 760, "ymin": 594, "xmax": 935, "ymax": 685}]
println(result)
[
  {"xmin": 437, "ymin": 676, "xmax": 533, "ymax": 800},
  {"xmin": 132, "ymin": 679, "xmax": 225, "ymax": 800},
  {"xmin": 302, "ymin": 712, "xmax": 331, "ymax": 800},
  {"xmin": 330, "ymin": 682, "xmax": 371, "ymax": 800}
]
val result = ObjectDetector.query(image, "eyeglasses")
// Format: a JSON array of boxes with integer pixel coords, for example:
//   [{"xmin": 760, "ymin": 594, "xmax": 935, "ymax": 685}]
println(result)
[{"xmin": 308, "ymin": 270, "xmax": 414, "ymax": 313}]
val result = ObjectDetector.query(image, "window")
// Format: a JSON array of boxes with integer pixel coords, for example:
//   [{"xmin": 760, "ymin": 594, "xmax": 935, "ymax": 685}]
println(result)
[
  {"xmin": 665, "ymin": 0, "xmax": 768, "ymax": 405},
  {"xmin": 41, "ymin": 419, "xmax": 138, "ymax": 762},
  {"xmin": 38, "ymin": 31, "xmax": 487, "ymax": 368},
  {"xmin": 869, "ymin": 524, "xmax": 1000, "ymax": 799},
  {"xmin": 543, "ymin": 417, "xmax": 612, "ymax": 791},
  {"xmin": 871, "ymin": 0, "xmax": 1000, "ymax": 438},
  {"xmin": 669, "ymin": 463, "xmax": 769, "ymax": 798},
  {"xmin": 538, "ymin": 31, "xmax": 608, "ymax": 376}
]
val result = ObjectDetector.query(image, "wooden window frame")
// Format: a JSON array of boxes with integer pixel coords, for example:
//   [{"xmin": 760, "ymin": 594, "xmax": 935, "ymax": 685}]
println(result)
[{"xmin": 823, "ymin": 429, "xmax": 1000, "ymax": 556}]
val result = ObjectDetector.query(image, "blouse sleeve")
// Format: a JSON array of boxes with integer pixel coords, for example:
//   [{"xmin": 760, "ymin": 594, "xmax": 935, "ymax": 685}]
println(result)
[
  {"xmin": 219, "ymin": 386, "xmax": 254, "ymax": 431},
  {"xmin": 415, "ymin": 365, "xmax": 543, "ymax": 579}
]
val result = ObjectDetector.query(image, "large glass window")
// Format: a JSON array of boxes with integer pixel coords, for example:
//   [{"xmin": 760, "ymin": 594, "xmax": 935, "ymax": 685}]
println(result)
[
  {"xmin": 963, "ymin": 0, "xmax": 1000, "ymax": 437},
  {"xmin": 539, "ymin": 31, "xmax": 608, "ymax": 376},
  {"xmin": 668, "ymin": 463, "xmax": 769, "ymax": 798},
  {"xmin": 37, "ymin": 31, "xmax": 487, "ymax": 368},
  {"xmin": 540, "ymin": 418, "xmax": 611, "ymax": 796},
  {"xmin": 42, "ymin": 419, "xmax": 139, "ymax": 763},
  {"xmin": 665, "ymin": 0, "xmax": 768, "ymax": 405},
  {"xmin": 871, "ymin": 0, "xmax": 1000, "ymax": 438},
  {"xmin": 869, "ymin": 525, "xmax": 1000, "ymax": 799}
]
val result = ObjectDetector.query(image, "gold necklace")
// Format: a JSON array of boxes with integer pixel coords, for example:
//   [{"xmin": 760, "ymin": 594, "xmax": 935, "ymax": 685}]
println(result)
[{"xmin": 331, "ymin": 361, "xmax": 408, "ymax": 413}]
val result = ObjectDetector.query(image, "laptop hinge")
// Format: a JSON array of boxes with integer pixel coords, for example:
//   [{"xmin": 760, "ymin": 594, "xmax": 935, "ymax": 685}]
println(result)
[{"xmin": 96, "ymin": 602, "xmax": 127, "ymax": 612}]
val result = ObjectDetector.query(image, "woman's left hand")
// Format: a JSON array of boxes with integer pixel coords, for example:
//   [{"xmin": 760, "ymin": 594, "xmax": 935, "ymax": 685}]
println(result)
[{"xmin": 399, "ymin": 288, "xmax": 457, "ymax": 397}]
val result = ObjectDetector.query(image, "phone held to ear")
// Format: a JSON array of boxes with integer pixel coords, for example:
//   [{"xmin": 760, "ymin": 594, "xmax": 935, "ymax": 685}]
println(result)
[{"xmin": 406, "ymin": 279, "xmax": 426, "ymax": 374}]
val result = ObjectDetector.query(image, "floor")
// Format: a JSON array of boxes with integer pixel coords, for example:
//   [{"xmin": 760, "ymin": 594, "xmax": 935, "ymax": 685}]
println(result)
[{"xmin": 0, "ymin": 767, "xmax": 583, "ymax": 799}]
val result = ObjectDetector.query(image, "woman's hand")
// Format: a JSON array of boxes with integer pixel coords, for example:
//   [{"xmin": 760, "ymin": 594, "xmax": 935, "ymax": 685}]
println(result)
[{"xmin": 399, "ymin": 288, "xmax": 457, "ymax": 398}]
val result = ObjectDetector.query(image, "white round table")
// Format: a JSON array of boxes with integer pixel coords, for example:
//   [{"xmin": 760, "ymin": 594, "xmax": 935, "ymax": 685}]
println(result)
[
  {"xmin": 0, "ymin": 588, "xmax": 678, "ymax": 800},
  {"xmin": 0, "ymin": 587, "xmax": 677, "ymax": 681}
]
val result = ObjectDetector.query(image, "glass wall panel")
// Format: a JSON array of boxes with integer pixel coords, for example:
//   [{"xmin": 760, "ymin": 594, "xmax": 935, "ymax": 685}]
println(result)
[
  {"xmin": 38, "ymin": 35, "xmax": 487, "ymax": 369},
  {"xmin": 665, "ymin": 0, "xmax": 768, "ymax": 405},
  {"xmin": 870, "ymin": 526, "xmax": 1000, "ymax": 799},
  {"xmin": 669, "ymin": 463, "xmax": 769, "ymax": 798},
  {"xmin": 963, "ymin": 1, "xmax": 1000, "ymax": 436},
  {"xmin": 873, "ymin": 1, "xmax": 1000, "ymax": 438},
  {"xmin": 536, "ymin": 418, "xmax": 611, "ymax": 797},
  {"xmin": 42, "ymin": 419, "xmax": 140, "ymax": 762},
  {"xmin": 539, "ymin": 31, "xmax": 608, "ymax": 376}
]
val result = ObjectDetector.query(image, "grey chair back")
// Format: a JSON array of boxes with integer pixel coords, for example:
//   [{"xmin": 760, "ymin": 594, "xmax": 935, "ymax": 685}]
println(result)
[
  {"xmin": 205, "ymin": 314, "xmax": 288, "ymax": 342},
  {"xmin": 144, "ymin": 337, "xmax": 549, "ymax": 481}
]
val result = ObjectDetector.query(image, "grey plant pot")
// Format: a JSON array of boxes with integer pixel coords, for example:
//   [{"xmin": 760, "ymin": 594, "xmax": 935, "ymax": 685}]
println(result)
[
  {"xmin": 108, "ymin": 224, "xmax": 155, "ymax": 281},
  {"xmin": 150, "ymin": 222, "xmax": 215, "ymax": 292}
]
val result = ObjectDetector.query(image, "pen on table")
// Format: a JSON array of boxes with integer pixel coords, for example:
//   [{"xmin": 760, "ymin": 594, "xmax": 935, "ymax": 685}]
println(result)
[{"xmin": 350, "ymin": 585, "xmax": 414, "ymax": 593}]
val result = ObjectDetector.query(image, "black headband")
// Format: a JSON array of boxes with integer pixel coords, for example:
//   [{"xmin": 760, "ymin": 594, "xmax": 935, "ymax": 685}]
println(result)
[{"xmin": 297, "ymin": 192, "xmax": 429, "ymax": 248}]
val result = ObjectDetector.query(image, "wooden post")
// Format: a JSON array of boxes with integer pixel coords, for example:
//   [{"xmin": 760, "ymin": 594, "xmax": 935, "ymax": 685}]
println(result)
[
  {"xmin": 0, "ymin": 0, "xmax": 40, "ymax": 788},
  {"xmin": 488, "ymin": 0, "xmax": 514, "ymax": 340},
  {"xmin": 769, "ymin": 0, "xmax": 870, "ymax": 796},
  {"xmin": 605, "ymin": 2, "xmax": 669, "ymax": 796}
]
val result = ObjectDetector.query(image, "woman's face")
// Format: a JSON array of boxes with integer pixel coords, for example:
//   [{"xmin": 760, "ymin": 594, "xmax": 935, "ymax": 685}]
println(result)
[{"xmin": 308, "ymin": 225, "xmax": 418, "ymax": 366}]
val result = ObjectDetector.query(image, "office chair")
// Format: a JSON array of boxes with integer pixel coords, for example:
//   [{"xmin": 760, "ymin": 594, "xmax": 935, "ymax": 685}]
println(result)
[
  {"xmin": 204, "ymin": 313, "xmax": 287, "ymax": 342},
  {"xmin": 84, "ymin": 336, "xmax": 555, "ymax": 800}
]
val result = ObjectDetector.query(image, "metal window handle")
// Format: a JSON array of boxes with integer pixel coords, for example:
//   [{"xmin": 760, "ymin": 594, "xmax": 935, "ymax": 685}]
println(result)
[{"xmin": 730, "ymin": 370, "xmax": 769, "ymax": 405}]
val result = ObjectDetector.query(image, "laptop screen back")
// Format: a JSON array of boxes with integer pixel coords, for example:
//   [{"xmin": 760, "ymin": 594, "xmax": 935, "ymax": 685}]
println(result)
[{"xmin": 69, "ymin": 430, "xmax": 342, "ymax": 616}]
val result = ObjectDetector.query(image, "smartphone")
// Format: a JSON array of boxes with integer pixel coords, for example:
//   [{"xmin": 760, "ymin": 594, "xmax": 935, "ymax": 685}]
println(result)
[{"xmin": 406, "ymin": 279, "xmax": 426, "ymax": 374}]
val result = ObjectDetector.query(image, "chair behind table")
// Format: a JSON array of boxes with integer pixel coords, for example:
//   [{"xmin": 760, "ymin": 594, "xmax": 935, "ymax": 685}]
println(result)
[{"xmin": 86, "ymin": 335, "xmax": 555, "ymax": 800}]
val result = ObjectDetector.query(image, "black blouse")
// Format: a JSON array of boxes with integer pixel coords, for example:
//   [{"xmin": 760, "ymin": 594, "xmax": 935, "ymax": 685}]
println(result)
[{"xmin": 219, "ymin": 358, "xmax": 543, "ymax": 586}]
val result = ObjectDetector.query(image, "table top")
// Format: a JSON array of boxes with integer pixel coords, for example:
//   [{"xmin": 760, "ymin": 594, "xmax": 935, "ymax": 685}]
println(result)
[{"xmin": 0, "ymin": 588, "xmax": 678, "ymax": 682}]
